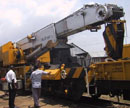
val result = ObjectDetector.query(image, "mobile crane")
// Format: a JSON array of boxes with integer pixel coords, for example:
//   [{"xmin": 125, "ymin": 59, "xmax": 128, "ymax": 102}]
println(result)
[{"xmin": 0, "ymin": 3, "xmax": 126, "ymax": 100}]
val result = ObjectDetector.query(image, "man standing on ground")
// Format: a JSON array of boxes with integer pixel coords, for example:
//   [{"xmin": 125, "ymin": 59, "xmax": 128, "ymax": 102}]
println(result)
[
  {"xmin": 5, "ymin": 65, "xmax": 17, "ymax": 108},
  {"xmin": 30, "ymin": 65, "xmax": 50, "ymax": 108}
]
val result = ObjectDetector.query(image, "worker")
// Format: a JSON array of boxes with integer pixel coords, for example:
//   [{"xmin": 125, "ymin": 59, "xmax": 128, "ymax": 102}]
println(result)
[
  {"xmin": 30, "ymin": 65, "xmax": 50, "ymax": 108},
  {"xmin": 5, "ymin": 65, "xmax": 17, "ymax": 108}
]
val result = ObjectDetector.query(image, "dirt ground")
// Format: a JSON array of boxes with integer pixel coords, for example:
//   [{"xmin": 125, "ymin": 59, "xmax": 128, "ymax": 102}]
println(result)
[
  {"xmin": 0, "ymin": 91, "xmax": 130, "ymax": 108},
  {"xmin": 0, "ymin": 90, "xmax": 88, "ymax": 108},
  {"xmin": 0, "ymin": 90, "xmax": 72, "ymax": 108}
]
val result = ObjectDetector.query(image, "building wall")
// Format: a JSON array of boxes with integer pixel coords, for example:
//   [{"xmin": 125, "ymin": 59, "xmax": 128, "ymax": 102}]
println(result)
[
  {"xmin": 91, "ymin": 57, "xmax": 107, "ymax": 63},
  {"xmin": 77, "ymin": 54, "xmax": 91, "ymax": 67}
]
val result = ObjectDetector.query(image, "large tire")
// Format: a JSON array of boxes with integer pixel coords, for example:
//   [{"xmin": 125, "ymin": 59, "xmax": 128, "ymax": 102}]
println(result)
[{"xmin": 67, "ymin": 78, "xmax": 86, "ymax": 101}]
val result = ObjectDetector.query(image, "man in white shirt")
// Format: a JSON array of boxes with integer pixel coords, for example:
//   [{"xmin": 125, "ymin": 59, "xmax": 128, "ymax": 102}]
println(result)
[
  {"xmin": 5, "ymin": 65, "xmax": 17, "ymax": 108},
  {"xmin": 30, "ymin": 65, "xmax": 50, "ymax": 108}
]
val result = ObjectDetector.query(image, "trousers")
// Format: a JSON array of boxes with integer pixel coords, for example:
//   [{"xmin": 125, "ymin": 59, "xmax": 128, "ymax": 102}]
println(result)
[
  {"xmin": 8, "ymin": 83, "xmax": 16, "ymax": 108},
  {"xmin": 32, "ymin": 88, "xmax": 41, "ymax": 107}
]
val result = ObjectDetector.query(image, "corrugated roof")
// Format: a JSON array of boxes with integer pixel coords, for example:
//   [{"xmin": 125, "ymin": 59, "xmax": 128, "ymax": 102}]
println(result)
[
  {"xmin": 70, "ymin": 43, "xmax": 107, "ymax": 57},
  {"xmin": 70, "ymin": 43, "xmax": 88, "ymax": 56},
  {"xmin": 89, "ymin": 51, "xmax": 107, "ymax": 57},
  {"xmin": 55, "ymin": 43, "xmax": 73, "ymax": 49}
]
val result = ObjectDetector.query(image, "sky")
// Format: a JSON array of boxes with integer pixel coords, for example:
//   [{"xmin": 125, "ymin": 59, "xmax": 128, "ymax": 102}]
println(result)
[{"xmin": 0, "ymin": 0, "xmax": 129, "ymax": 53}]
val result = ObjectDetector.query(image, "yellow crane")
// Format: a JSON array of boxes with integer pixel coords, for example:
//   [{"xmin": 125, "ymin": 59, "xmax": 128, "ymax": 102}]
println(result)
[{"xmin": 0, "ymin": 3, "xmax": 127, "ymax": 100}]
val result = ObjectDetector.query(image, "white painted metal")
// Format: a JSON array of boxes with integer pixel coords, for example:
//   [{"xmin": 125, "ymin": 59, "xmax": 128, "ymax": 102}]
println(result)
[
  {"xmin": 55, "ymin": 3, "xmax": 119, "ymax": 37},
  {"xmin": 16, "ymin": 3, "xmax": 123, "ymax": 52},
  {"xmin": 55, "ymin": 4, "xmax": 107, "ymax": 37},
  {"xmin": 17, "ymin": 24, "xmax": 57, "ymax": 50}
]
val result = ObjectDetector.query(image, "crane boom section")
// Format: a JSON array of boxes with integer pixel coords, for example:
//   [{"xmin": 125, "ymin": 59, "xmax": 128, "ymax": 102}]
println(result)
[{"xmin": 17, "ymin": 3, "xmax": 124, "ymax": 52}]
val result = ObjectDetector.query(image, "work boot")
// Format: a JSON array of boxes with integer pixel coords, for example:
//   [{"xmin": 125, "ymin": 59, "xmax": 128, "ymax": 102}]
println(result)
[
  {"xmin": 34, "ymin": 106, "xmax": 39, "ymax": 108},
  {"xmin": 14, "ymin": 106, "xmax": 19, "ymax": 108},
  {"xmin": 34, "ymin": 105, "xmax": 40, "ymax": 108}
]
